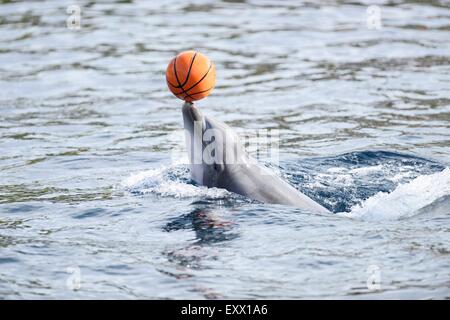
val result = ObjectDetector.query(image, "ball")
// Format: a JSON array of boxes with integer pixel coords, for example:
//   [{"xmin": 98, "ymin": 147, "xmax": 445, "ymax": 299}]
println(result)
[{"xmin": 166, "ymin": 50, "xmax": 216, "ymax": 102}]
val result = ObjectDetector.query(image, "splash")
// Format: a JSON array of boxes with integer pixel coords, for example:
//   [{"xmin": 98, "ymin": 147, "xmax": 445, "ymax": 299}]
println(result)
[
  {"xmin": 123, "ymin": 152, "xmax": 449, "ymax": 220},
  {"xmin": 287, "ymin": 150, "xmax": 446, "ymax": 213},
  {"xmin": 341, "ymin": 168, "xmax": 450, "ymax": 220},
  {"xmin": 122, "ymin": 164, "xmax": 231, "ymax": 199}
]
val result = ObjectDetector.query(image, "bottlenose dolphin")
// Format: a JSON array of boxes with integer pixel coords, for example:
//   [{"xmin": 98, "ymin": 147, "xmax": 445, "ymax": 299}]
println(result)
[{"xmin": 182, "ymin": 102, "xmax": 330, "ymax": 214}]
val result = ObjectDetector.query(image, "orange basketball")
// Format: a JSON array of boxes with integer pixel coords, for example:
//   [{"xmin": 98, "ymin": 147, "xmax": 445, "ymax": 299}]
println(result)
[{"xmin": 166, "ymin": 51, "xmax": 216, "ymax": 102}]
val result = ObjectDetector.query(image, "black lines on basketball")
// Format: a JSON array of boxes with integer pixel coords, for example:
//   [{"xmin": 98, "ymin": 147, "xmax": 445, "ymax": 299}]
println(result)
[{"xmin": 173, "ymin": 55, "xmax": 196, "ymax": 101}]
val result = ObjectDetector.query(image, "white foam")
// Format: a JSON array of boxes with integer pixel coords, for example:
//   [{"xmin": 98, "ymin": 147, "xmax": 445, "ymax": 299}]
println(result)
[
  {"xmin": 388, "ymin": 170, "xmax": 414, "ymax": 183},
  {"xmin": 122, "ymin": 165, "xmax": 231, "ymax": 199},
  {"xmin": 349, "ymin": 164, "xmax": 383, "ymax": 175},
  {"xmin": 340, "ymin": 168, "xmax": 450, "ymax": 220}
]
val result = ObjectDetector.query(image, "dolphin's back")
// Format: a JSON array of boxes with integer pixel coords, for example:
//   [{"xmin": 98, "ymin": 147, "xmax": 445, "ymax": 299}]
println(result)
[{"xmin": 221, "ymin": 162, "xmax": 330, "ymax": 213}]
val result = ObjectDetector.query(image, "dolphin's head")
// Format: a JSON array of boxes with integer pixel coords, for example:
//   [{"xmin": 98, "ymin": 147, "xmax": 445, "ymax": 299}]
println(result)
[{"xmin": 182, "ymin": 102, "xmax": 246, "ymax": 187}]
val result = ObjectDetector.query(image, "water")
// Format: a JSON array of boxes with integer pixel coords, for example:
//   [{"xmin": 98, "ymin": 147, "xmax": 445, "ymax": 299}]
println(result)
[{"xmin": 1, "ymin": 0, "xmax": 450, "ymax": 299}]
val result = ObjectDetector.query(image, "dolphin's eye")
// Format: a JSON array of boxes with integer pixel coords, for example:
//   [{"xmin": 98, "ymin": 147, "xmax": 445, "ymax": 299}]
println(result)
[{"xmin": 213, "ymin": 162, "xmax": 224, "ymax": 172}]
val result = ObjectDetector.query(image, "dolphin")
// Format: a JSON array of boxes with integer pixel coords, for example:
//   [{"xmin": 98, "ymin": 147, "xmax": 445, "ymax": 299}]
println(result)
[{"xmin": 182, "ymin": 102, "xmax": 330, "ymax": 214}]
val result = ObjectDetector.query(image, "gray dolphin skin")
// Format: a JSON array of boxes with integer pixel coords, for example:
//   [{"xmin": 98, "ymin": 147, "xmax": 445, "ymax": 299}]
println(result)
[{"xmin": 182, "ymin": 102, "xmax": 330, "ymax": 214}]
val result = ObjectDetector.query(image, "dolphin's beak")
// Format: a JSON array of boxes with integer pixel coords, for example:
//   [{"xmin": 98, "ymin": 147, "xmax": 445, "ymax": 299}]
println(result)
[
  {"xmin": 182, "ymin": 102, "xmax": 203, "ymax": 123},
  {"xmin": 182, "ymin": 102, "xmax": 206, "ymax": 184},
  {"xmin": 182, "ymin": 102, "xmax": 205, "ymax": 132}
]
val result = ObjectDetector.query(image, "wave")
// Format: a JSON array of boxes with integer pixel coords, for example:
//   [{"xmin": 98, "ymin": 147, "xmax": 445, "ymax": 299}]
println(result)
[
  {"xmin": 340, "ymin": 168, "xmax": 450, "ymax": 220},
  {"xmin": 285, "ymin": 150, "xmax": 446, "ymax": 213},
  {"xmin": 122, "ymin": 164, "xmax": 231, "ymax": 199},
  {"xmin": 123, "ymin": 151, "xmax": 449, "ymax": 221}
]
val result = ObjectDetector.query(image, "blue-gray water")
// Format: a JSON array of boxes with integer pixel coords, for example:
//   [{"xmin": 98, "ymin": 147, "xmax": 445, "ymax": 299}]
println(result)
[{"xmin": 1, "ymin": 0, "xmax": 450, "ymax": 299}]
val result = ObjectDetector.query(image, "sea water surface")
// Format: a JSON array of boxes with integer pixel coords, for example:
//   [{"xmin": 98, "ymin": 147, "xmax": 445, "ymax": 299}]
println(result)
[{"xmin": 1, "ymin": 0, "xmax": 450, "ymax": 299}]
